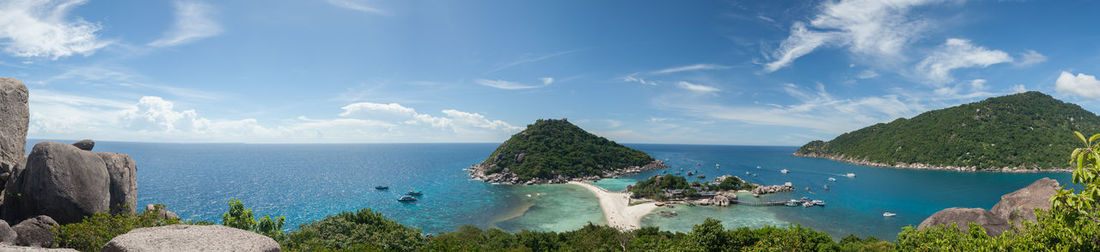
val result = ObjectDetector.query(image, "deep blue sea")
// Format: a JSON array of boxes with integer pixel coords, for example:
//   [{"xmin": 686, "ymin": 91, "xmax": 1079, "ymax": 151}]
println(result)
[{"xmin": 26, "ymin": 140, "xmax": 1072, "ymax": 240}]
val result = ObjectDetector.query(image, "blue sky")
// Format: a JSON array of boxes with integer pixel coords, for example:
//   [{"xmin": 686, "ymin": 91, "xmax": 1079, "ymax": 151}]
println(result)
[{"xmin": 2, "ymin": 0, "xmax": 1100, "ymax": 145}]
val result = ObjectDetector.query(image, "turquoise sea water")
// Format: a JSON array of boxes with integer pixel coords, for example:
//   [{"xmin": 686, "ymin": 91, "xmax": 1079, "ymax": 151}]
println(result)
[{"xmin": 27, "ymin": 141, "xmax": 1071, "ymax": 240}]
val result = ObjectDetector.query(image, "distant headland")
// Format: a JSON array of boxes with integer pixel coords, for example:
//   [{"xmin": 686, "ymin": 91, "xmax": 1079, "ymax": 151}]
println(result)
[{"xmin": 794, "ymin": 92, "xmax": 1092, "ymax": 172}]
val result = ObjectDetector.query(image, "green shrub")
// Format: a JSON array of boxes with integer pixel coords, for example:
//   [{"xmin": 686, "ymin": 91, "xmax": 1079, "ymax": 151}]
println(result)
[
  {"xmin": 221, "ymin": 199, "xmax": 285, "ymax": 240},
  {"xmin": 53, "ymin": 204, "xmax": 182, "ymax": 252},
  {"xmin": 282, "ymin": 208, "xmax": 426, "ymax": 251}
]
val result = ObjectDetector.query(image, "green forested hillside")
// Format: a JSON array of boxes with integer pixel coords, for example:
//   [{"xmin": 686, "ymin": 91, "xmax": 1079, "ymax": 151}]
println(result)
[
  {"xmin": 480, "ymin": 119, "xmax": 655, "ymax": 179},
  {"xmin": 796, "ymin": 92, "xmax": 1100, "ymax": 169}
]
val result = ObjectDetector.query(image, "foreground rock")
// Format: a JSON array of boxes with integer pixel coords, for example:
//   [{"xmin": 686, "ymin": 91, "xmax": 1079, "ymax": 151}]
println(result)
[
  {"xmin": 0, "ymin": 78, "xmax": 29, "ymax": 192},
  {"xmin": 919, "ymin": 207, "xmax": 1010, "ymax": 236},
  {"xmin": 991, "ymin": 178, "xmax": 1059, "ymax": 225},
  {"xmin": 99, "ymin": 153, "xmax": 138, "ymax": 214},
  {"xmin": 102, "ymin": 225, "xmax": 281, "ymax": 252},
  {"xmin": 0, "ymin": 220, "xmax": 15, "ymax": 244},
  {"xmin": 5, "ymin": 142, "xmax": 110, "ymax": 224},
  {"xmin": 0, "ymin": 244, "xmax": 77, "ymax": 251},
  {"xmin": 12, "ymin": 215, "xmax": 58, "ymax": 248}
]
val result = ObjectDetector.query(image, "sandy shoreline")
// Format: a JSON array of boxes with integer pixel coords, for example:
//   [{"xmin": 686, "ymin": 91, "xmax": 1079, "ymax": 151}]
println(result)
[{"xmin": 567, "ymin": 181, "xmax": 657, "ymax": 231}]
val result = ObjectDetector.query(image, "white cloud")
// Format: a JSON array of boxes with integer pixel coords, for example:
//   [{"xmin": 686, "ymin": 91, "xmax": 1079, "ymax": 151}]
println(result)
[
  {"xmin": 28, "ymin": 93, "xmax": 522, "ymax": 142},
  {"xmin": 764, "ymin": 0, "xmax": 941, "ymax": 72},
  {"xmin": 476, "ymin": 78, "xmax": 553, "ymax": 90},
  {"xmin": 489, "ymin": 50, "xmax": 578, "ymax": 73},
  {"xmin": 1014, "ymin": 50, "xmax": 1047, "ymax": 67},
  {"xmin": 915, "ymin": 39, "xmax": 1012, "ymax": 84},
  {"xmin": 857, "ymin": 70, "xmax": 879, "ymax": 79},
  {"xmin": 676, "ymin": 81, "xmax": 720, "ymax": 93},
  {"xmin": 326, "ymin": 0, "xmax": 386, "ymax": 15},
  {"xmin": 622, "ymin": 74, "xmax": 657, "ymax": 86},
  {"xmin": 932, "ymin": 79, "xmax": 993, "ymax": 100},
  {"xmin": 1010, "ymin": 84, "xmax": 1027, "ymax": 93},
  {"xmin": 148, "ymin": 1, "xmax": 222, "ymax": 47},
  {"xmin": 0, "ymin": 0, "xmax": 109, "ymax": 59},
  {"xmin": 653, "ymin": 64, "xmax": 730, "ymax": 74},
  {"xmin": 1055, "ymin": 71, "xmax": 1100, "ymax": 99}
]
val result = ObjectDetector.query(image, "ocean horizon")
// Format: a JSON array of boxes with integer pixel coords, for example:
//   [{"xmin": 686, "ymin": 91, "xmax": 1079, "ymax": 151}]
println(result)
[{"xmin": 28, "ymin": 139, "xmax": 1071, "ymax": 241}]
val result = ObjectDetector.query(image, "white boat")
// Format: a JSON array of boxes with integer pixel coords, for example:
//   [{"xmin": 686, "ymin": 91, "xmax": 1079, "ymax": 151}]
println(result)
[
  {"xmin": 844, "ymin": 173, "xmax": 856, "ymax": 178},
  {"xmin": 828, "ymin": 177, "xmax": 837, "ymax": 182},
  {"xmin": 780, "ymin": 169, "xmax": 789, "ymax": 174},
  {"xmin": 746, "ymin": 171, "xmax": 751, "ymax": 175},
  {"xmin": 883, "ymin": 212, "xmax": 896, "ymax": 217},
  {"xmin": 756, "ymin": 166, "xmax": 761, "ymax": 169}
]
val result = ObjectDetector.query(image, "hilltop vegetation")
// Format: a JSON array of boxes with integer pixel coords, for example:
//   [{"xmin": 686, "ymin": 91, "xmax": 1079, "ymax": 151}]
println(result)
[
  {"xmin": 629, "ymin": 174, "xmax": 756, "ymax": 200},
  {"xmin": 796, "ymin": 92, "xmax": 1100, "ymax": 170},
  {"xmin": 477, "ymin": 119, "xmax": 658, "ymax": 181}
]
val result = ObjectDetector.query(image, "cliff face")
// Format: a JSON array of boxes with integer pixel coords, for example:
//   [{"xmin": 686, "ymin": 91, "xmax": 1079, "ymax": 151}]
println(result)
[
  {"xmin": 471, "ymin": 119, "xmax": 665, "ymax": 184},
  {"xmin": 796, "ymin": 92, "xmax": 1100, "ymax": 171}
]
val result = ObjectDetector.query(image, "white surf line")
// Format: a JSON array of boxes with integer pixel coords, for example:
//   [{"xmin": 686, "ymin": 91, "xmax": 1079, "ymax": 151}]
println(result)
[{"xmin": 567, "ymin": 181, "xmax": 658, "ymax": 231}]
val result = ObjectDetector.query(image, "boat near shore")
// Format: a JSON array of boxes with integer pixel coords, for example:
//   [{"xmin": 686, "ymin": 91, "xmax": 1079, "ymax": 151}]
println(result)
[
  {"xmin": 883, "ymin": 212, "xmax": 896, "ymax": 217},
  {"xmin": 845, "ymin": 173, "xmax": 856, "ymax": 178},
  {"xmin": 781, "ymin": 169, "xmax": 789, "ymax": 174},
  {"xmin": 398, "ymin": 196, "xmax": 418, "ymax": 202}
]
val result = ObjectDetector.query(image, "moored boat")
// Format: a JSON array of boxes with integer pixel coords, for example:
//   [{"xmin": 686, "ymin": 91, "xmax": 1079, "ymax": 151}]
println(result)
[
  {"xmin": 406, "ymin": 190, "xmax": 423, "ymax": 196},
  {"xmin": 375, "ymin": 186, "xmax": 389, "ymax": 190},
  {"xmin": 780, "ymin": 169, "xmax": 789, "ymax": 174},
  {"xmin": 883, "ymin": 212, "xmax": 896, "ymax": 217},
  {"xmin": 828, "ymin": 177, "xmax": 836, "ymax": 182},
  {"xmin": 845, "ymin": 173, "xmax": 856, "ymax": 178},
  {"xmin": 398, "ymin": 196, "xmax": 418, "ymax": 202}
]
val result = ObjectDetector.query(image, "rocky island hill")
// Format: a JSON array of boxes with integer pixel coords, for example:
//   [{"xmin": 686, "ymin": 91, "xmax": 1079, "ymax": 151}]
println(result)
[
  {"xmin": 470, "ymin": 119, "xmax": 667, "ymax": 184},
  {"xmin": 795, "ymin": 91, "xmax": 1100, "ymax": 172}
]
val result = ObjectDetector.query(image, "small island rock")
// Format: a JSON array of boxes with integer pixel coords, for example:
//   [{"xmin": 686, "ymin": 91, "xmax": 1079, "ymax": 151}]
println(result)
[
  {"xmin": 71, "ymin": 139, "xmax": 94, "ymax": 151},
  {"xmin": 0, "ymin": 220, "xmax": 16, "ymax": 244},
  {"xmin": 918, "ymin": 207, "xmax": 1010, "ymax": 236},
  {"xmin": 12, "ymin": 215, "xmax": 58, "ymax": 248},
  {"xmin": 102, "ymin": 225, "xmax": 280, "ymax": 252}
]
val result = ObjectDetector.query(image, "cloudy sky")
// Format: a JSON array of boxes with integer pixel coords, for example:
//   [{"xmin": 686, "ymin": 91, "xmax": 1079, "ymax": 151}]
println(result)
[{"xmin": 2, "ymin": 0, "xmax": 1099, "ymax": 145}]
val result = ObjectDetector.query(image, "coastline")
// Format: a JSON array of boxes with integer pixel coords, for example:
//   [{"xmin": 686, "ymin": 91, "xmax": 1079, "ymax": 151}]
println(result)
[
  {"xmin": 567, "ymin": 181, "xmax": 657, "ymax": 231},
  {"xmin": 469, "ymin": 160, "xmax": 669, "ymax": 185},
  {"xmin": 792, "ymin": 152, "xmax": 1073, "ymax": 173}
]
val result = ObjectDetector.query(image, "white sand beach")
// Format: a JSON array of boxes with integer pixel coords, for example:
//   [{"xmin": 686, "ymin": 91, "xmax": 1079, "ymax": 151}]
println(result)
[{"xmin": 568, "ymin": 181, "xmax": 658, "ymax": 231}]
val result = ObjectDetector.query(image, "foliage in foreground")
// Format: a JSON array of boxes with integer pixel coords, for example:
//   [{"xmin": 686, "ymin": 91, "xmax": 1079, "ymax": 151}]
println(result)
[
  {"xmin": 52, "ymin": 204, "xmax": 185, "ymax": 252},
  {"xmin": 222, "ymin": 198, "xmax": 285, "ymax": 240}
]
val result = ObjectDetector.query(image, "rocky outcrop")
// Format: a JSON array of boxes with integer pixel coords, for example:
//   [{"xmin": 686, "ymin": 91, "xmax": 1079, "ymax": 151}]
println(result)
[
  {"xmin": 146, "ymin": 204, "xmax": 179, "ymax": 221},
  {"xmin": 12, "ymin": 215, "xmax": 58, "ymax": 248},
  {"xmin": 0, "ymin": 220, "xmax": 15, "ymax": 244},
  {"xmin": 99, "ymin": 153, "xmax": 138, "ymax": 214},
  {"xmin": 471, "ymin": 160, "xmax": 668, "ymax": 185},
  {"xmin": 918, "ymin": 207, "xmax": 1009, "ymax": 236},
  {"xmin": 71, "ymin": 139, "xmax": 94, "ymax": 151},
  {"xmin": 101, "ymin": 225, "xmax": 281, "ymax": 252},
  {"xmin": 5, "ymin": 142, "xmax": 110, "ymax": 224},
  {"xmin": 712, "ymin": 191, "xmax": 738, "ymax": 207},
  {"xmin": 751, "ymin": 184, "xmax": 796, "ymax": 195},
  {"xmin": 793, "ymin": 152, "xmax": 1073, "ymax": 173},
  {"xmin": 991, "ymin": 178, "xmax": 1059, "ymax": 225},
  {"xmin": 0, "ymin": 78, "xmax": 29, "ymax": 193}
]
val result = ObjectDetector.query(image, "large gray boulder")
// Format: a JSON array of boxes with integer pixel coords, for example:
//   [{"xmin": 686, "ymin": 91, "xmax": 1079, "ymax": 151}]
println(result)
[
  {"xmin": 0, "ymin": 78, "xmax": 29, "ymax": 192},
  {"xmin": 918, "ymin": 207, "xmax": 1010, "ymax": 236},
  {"xmin": 0, "ymin": 244, "xmax": 77, "ymax": 251},
  {"xmin": 12, "ymin": 215, "xmax": 58, "ymax": 248},
  {"xmin": 5, "ymin": 142, "xmax": 110, "ymax": 224},
  {"xmin": 101, "ymin": 225, "xmax": 281, "ymax": 252},
  {"xmin": 991, "ymin": 178, "xmax": 1059, "ymax": 225},
  {"xmin": 0, "ymin": 219, "xmax": 16, "ymax": 244},
  {"xmin": 99, "ymin": 153, "xmax": 137, "ymax": 214}
]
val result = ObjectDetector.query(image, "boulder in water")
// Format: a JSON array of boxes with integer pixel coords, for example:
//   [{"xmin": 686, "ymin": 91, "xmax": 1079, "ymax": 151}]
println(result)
[{"xmin": 101, "ymin": 225, "xmax": 280, "ymax": 252}]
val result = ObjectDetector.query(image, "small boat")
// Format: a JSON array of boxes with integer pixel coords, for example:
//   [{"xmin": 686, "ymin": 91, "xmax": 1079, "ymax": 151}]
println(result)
[
  {"xmin": 659, "ymin": 211, "xmax": 678, "ymax": 217},
  {"xmin": 752, "ymin": 193, "xmax": 760, "ymax": 198},
  {"xmin": 715, "ymin": 163, "xmax": 720, "ymax": 169},
  {"xmin": 805, "ymin": 187, "xmax": 811, "ymax": 191},
  {"xmin": 823, "ymin": 184, "xmax": 830, "ymax": 190},
  {"xmin": 828, "ymin": 177, "xmax": 837, "ymax": 182},
  {"xmin": 697, "ymin": 175, "xmax": 705, "ymax": 179},
  {"xmin": 780, "ymin": 169, "xmax": 789, "ymax": 174},
  {"xmin": 687, "ymin": 171, "xmax": 693, "ymax": 176},
  {"xmin": 697, "ymin": 163, "xmax": 702, "ymax": 166},
  {"xmin": 375, "ymin": 186, "xmax": 389, "ymax": 190},
  {"xmin": 397, "ymin": 196, "xmax": 418, "ymax": 202},
  {"xmin": 756, "ymin": 166, "xmax": 761, "ymax": 169},
  {"xmin": 883, "ymin": 212, "xmax": 896, "ymax": 217},
  {"xmin": 406, "ymin": 190, "xmax": 423, "ymax": 196},
  {"xmin": 845, "ymin": 173, "xmax": 856, "ymax": 178},
  {"xmin": 655, "ymin": 202, "xmax": 666, "ymax": 207},
  {"xmin": 811, "ymin": 200, "xmax": 825, "ymax": 206},
  {"xmin": 785, "ymin": 200, "xmax": 800, "ymax": 207},
  {"xmin": 752, "ymin": 173, "xmax": 758, "ymax": 177},
  {"xmin": 746, "ymin": 171, "xmax": 751, "ymax": 175},
  {"xmin": 803, "ymin": 201, "xmax": 815, "ymax": 207}
]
